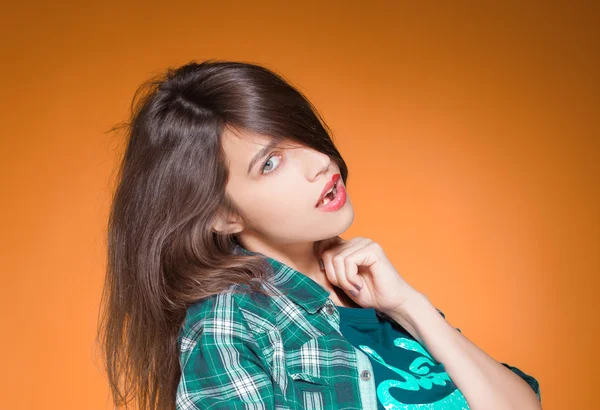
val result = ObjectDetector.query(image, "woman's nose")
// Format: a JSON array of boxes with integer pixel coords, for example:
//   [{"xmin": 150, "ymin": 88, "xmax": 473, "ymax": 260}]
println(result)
[{"xmin": 306, "ymin": 148, "xmax": 332, "ymax": 178}]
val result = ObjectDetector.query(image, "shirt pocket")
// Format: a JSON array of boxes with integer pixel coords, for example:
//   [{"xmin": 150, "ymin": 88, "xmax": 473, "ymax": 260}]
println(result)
[
  {"xmin": 284, "ymin": 333, "xmax": 347, "ymax": 410},
  {"xmin": 288, "ymin": 371, "xmax": 331, "ymax": 391},
  {"xmin": 287, "ymin": 370, "xmax": 334, "ymax": 409}
]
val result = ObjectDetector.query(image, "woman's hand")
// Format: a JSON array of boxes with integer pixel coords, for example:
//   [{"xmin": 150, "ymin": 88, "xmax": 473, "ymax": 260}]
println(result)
[{"xmin": 313, "ymin": 236, "xmax": 422, "ymax": 314}]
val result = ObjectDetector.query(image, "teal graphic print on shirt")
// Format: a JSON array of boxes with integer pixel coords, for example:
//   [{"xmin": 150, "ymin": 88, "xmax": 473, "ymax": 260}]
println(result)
[
  {"xmin": 337, "ymin": 305, "xmax": 540, "ymax": 409},
  {"xmin": 358, "ymin": 338, "xmax": 470, "ymax": 409},
  {"xmin": 337, "ymin": 306, "xmax": 471, "ymax": 409}
]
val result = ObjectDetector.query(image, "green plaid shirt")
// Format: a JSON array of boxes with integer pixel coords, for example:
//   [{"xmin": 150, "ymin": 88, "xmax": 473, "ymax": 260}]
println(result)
[{"xmin": 176, "ymin": 245, "xmax": 539, "ymax": 409}]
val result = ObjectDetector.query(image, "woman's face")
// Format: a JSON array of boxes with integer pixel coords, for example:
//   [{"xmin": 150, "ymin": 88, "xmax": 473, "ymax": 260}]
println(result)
[{"xmin": 220, "ymin": 127, "xmax": 354, "ymax": 248}]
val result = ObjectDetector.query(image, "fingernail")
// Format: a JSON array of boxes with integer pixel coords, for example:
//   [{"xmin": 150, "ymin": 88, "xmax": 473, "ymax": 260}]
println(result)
[{"xmin": 349, "ymin": 289, "xmax": 358, "ymax": 297}]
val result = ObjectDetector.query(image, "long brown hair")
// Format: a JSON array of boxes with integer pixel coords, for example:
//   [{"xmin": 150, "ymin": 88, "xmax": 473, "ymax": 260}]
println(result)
[{"xmin": 96, "ymin": 60, "xmax": 349, "ymax": 409}]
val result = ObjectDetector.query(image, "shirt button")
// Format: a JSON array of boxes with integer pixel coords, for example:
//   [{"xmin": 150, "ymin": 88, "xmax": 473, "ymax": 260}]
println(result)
[
  {"xmin": 325, "ymin": 304, "xmax": 335, "ymax": 315},
  {"xmin": 360, "ymin": 370, "xmax": 371, "ymax": 381}
]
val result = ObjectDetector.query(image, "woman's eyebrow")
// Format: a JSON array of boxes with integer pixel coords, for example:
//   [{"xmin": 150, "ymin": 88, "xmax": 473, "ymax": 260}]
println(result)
[{"xmin": 247, "ymin": 139, "xmax": 280, "ymax": 175}]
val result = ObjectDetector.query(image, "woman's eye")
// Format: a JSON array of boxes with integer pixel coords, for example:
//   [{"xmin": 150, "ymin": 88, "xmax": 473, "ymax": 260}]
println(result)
[{"xmin": 261, "ymin": 153, "xmax": 282, "ymax": 175}]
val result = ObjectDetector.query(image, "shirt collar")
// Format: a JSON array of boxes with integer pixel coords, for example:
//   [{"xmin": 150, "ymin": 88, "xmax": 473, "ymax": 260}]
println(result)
[{"xmin": 234, "ymin": 243, "xmax": 331, "ymax": 314}]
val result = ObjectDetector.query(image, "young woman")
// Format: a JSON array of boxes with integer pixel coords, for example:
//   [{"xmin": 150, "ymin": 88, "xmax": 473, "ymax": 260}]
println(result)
[{"xmin": 97, "ymin": 60, "xmax": 541, "ymax": 410}]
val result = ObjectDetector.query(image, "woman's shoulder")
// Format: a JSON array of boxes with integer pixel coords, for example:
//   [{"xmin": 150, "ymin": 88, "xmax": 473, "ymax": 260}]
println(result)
[{"xmin": 180, "ymin": 282, "xmax": 280, "ymax": 337}]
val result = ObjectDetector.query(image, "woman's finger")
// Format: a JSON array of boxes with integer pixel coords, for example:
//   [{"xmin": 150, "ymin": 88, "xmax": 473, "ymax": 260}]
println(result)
[
  {"xmin": 319, "ymin": 237, "xmax": 351, "ymax": 288},
  {"xmin": 334, "ymin": 239, "xmax": 369, "ymax": 293},
  {"xmin": 324, "ymin": 238, "xmax": 369, "ymax": 296},
  {"xmin": 344, "ymin": 245, "xmax": 376, "ymax": 292},
  {"xmin": 322, "ymin": 255, "xmax": 340, "ymax": 287},
  {"xmin": 330, "ymin": 250, "xmax": 353, "ymax": 295}
]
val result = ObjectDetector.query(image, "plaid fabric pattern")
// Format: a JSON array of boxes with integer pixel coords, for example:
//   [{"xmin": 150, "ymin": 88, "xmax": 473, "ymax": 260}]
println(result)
[
  {"xmin": 176, "ymin": 244, "xmax": 540, "ymax": 409},
  {"xmin": 176, "ymin": 244, "xmax": 378, "ymax": 409}
]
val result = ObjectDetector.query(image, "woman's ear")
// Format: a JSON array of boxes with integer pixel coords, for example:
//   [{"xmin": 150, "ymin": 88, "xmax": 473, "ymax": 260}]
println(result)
[{"xmin": 212, "ymin": 211, "xmax": 244, "ymax": 235}]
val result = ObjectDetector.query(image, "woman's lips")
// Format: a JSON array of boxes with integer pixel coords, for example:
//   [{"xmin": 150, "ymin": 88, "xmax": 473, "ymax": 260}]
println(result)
[
  {"xmin": 316, "ymin": 178, "xmax": 346, "ymax": 211},
  {"xmin": 315, "ymin": 174, "xmax": 341, "ymax": 207}
]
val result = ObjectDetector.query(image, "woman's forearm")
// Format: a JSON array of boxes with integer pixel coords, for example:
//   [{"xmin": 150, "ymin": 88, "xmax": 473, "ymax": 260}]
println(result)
[{"xmin": 385, "ymin": 292, "xmax": 542, "ymax": 410}]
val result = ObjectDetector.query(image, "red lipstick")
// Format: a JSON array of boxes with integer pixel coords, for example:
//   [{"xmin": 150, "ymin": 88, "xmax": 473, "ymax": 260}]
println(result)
[{"xmin": 315, "ymin": 174, "xmax": 347, "ymax": 211}]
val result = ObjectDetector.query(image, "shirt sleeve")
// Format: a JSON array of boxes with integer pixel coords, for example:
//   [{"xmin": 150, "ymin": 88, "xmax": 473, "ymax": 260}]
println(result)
[{"xmin": 176, "ymin": 292, "xmax": 276, "ymax": 410}]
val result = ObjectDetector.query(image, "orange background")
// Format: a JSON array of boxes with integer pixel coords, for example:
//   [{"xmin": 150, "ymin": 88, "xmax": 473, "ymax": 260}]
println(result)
[{"xmin": 1, "ymin": 2, "xmax": 598, "ymax": 409}]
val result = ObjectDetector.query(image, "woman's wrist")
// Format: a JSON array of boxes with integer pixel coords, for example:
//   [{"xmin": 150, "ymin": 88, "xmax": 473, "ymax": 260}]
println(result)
[{"xmin": 383, "ymin": 292, "xmax": 446, "ymax": 344}]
